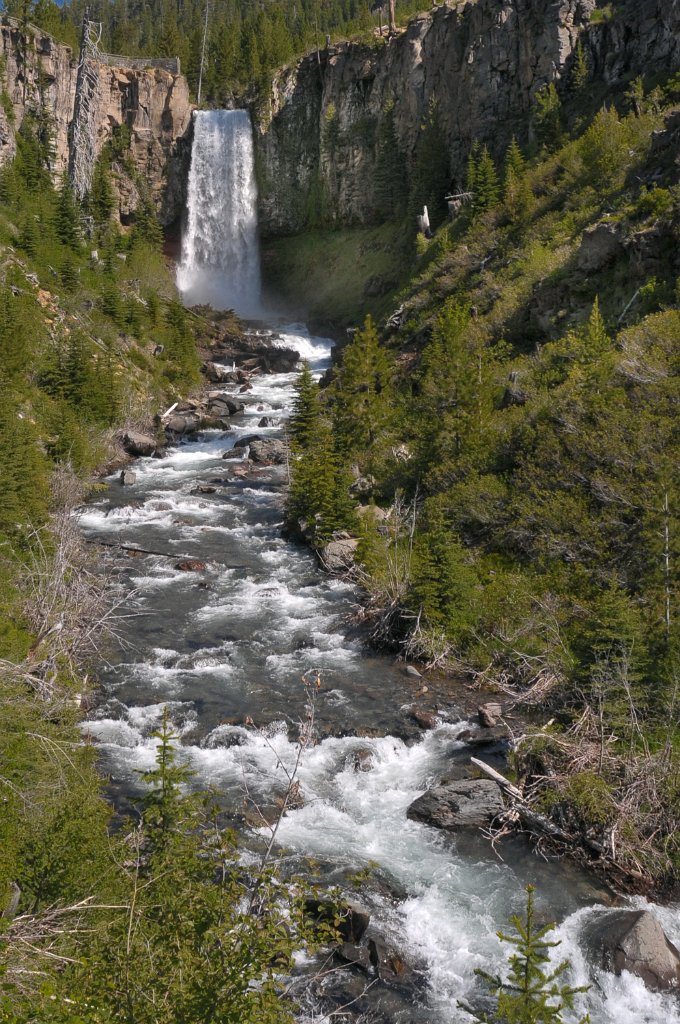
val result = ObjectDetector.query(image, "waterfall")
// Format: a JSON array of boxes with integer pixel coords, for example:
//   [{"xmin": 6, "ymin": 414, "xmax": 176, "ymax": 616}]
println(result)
[{"xmin": 177, "ymin": 109, "xmax": 261, "ymax": 315}]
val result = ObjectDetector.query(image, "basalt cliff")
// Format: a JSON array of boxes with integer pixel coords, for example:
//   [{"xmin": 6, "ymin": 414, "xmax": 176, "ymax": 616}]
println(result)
[
  {"xmin": 0, "ymin": 16, "xmax": 192, "ymax": 225},
  {"xmin": 253, "ymin": 0, "xmax": 680, "ymax": 235}
]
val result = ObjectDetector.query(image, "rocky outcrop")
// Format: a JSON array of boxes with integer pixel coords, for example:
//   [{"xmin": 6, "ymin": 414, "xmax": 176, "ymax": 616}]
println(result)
[
  {"xmin": 406, "ymin": 778, "xmax": 504, "ymax": 830},
  {"xmin": 582, "ymin": 909, "xmax": 680, "ymax": 992},
  {"xmin": 0, "ymin": 16, "xmax": 192, "ymax": 225},
  {"xmin": 254, "ymin": 0, "xmax": 680, "ymax": 234}
]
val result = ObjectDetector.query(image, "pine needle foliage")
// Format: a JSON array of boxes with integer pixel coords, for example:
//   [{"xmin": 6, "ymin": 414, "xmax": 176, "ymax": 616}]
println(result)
[{"xmin": 461, "ymin": 886, "xmax": 590, "ymax": 1024}]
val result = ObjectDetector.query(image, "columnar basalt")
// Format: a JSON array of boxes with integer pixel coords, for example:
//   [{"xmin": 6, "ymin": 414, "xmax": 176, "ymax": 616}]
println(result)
[{"xmin": 253, "ymin": 0, "xmax": 680, "ymax": 235}]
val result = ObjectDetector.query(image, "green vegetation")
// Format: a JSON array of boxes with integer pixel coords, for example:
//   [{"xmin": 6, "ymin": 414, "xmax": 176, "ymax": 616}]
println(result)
[
  {"xmin": 262, "ymin": 222, "xmax": 408, "ymax": 324},
  {"xmin": 11, "ymin": 0, "xmax": 427, "ymax": 100},
  {"xmin": 461, "ymin": 886, "xmax": 590, "ymax": 1024},
  {"xmin": 290, "ymin": 72, "xmax": 680, "ymax": 888}
]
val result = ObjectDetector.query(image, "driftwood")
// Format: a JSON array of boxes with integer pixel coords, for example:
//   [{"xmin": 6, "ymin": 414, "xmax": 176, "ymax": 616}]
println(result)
[
  {"xmin": 471, "ymin": 757, "xmax": 572, "ymax": 843},
  {"xmin": 86, "ymin": 539, "xmax": 246, "ymax": 569},
  {"xmin": 470, "ymin": 757, "xmax": 523, "ymax": 800}
]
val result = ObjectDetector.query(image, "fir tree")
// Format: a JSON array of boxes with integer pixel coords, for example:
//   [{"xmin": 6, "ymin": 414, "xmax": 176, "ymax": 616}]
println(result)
[
  {"xmin": 54, "ymin": 175, "xmax": 81, "ymax": 251},
  {"xmin": 138, "ymin": 707, "xmax": 194, "ymax": 839},
  {"xmin": 333, "ymin": 314, "xmax": 393, "ymax": 462},
  {"xmin": 503, "ymin": 137, "xmax": 531, "ymax": 221},
  {"xmin": 473, "ymin": 145, "xmax": 500, "ymax": 214},
  {"xmin": 289, "ymin": 361, "xmax": 322, "ymax": 452},
  {"xmin": 409, "ymin": 97, "xmax": 450, "ymax": 229},
  {"xmin": 570, "ymin": 42, "xmax": 589, "ymax": 94},
  {"xmin": 374, "ymin": 101, "xmax": 409, "ymax": 222},
  {"xmin": 533, "ymin": 83, "xmax": 563, "ymax": 152},
  {"xmin": 461, "ymin": 885, "xmax": 590, "ymax": 1024}
]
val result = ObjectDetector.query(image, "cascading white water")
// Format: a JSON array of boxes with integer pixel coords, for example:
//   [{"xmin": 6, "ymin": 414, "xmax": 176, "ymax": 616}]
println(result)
[{"xmin": 177, "ymin": 109, "xmax": 261, "ymax": 314}]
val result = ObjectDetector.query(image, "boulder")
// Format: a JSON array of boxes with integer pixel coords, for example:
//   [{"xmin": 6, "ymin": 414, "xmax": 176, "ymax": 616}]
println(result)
[
  {"xmin": 577, "ymin": 222, "xmax": 623, "ymax": 272},
  {"xmin": 304, "ymin": 898, "xmax": 370, "ymax": 944},
  {"xmin": 248, "ymin": 438, "xmax": 288, "ymax": 465},
  {"xmin": 258, "ymin": 416, "xmax": 277, "ymax": 427},
  {"xmin": 478, "ymin": 702, "xmax": 502, "ymax": 728},
  {"xmin": 121, "ymin": 430, "xmax": 159, "ymax": 457},
  {"xmin": 410, "ymin": 707, "xmax": 439, "ymax": 730},
  {"xmin": 119, "ymin": 469, "xmax": 136, "ymax": 485},
  {"xmin": 204, "ymin": 361, "xmax": 239, "ymax": 383},
  {"xmin": 165, "ymin": 413, "xmax": 201, "ymax": 434},
  {"xmin": 406, "ymin": 779, "xmax": 504, "ymax": 830},
  {"xmin": 233, "ymin": 434, "xmax": 264, "ymax": 449},
  {"xmin": 582, "ymin": 910, "xmax": 680, "ymax": 992},
  {"xmin": 190, "ymin": 485, "xmax": 217, "ymax": 495},
  {"xmin": 222, "ymin": 448, "xmax": 244, "ymax": 460},
  {"xmin": 319, "ymin": 537, "xmax": 359, "ymax": 572}
]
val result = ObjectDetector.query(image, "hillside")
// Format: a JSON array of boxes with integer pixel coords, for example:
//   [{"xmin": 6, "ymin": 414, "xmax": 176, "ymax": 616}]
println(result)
[{"xmin": 285, "ymin": 57, "xmax": 680, "ymax": 892}]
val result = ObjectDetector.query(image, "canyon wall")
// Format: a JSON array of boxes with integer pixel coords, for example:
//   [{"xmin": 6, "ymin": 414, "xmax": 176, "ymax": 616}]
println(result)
[
  {"xmin": 253, "ymin": 0, "xmax": 680, "ymax": 235},
  {"xmin": 0, "ymin": 16, "xmax": 192, "ymax": 224}
]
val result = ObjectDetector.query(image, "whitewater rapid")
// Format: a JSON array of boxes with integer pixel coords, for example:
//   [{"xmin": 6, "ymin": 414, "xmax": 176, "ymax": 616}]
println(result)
[{"xmin": 80, "ymin": 325, "xmax": 680, "ymax": 1024}]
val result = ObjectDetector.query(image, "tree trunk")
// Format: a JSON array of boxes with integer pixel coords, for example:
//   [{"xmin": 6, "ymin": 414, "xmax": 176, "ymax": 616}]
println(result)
[{"xmin": 388, "ymin": 0, "xmax": 396, "ymax": 34}]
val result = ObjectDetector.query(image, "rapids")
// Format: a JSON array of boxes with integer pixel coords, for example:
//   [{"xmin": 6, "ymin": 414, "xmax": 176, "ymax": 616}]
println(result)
[{"xmin": 81, "ymin": 326, "xmax": 680, "ymax": 1023}]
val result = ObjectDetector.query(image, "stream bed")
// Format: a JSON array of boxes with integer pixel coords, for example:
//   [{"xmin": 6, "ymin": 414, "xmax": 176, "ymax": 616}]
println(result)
[{"xmin": 80, "ymin": 325, "xmax": 680, "ymax": 1024}]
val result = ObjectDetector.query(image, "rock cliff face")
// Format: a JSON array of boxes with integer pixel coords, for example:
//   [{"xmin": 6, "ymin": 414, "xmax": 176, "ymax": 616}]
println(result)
[
  {"xmin": 253, "ymin": 0, "xmax": 680, "ymax": 235},
  {"xmin": 0, "ymin": 17, "xmax": 192, "ymax": 224}
]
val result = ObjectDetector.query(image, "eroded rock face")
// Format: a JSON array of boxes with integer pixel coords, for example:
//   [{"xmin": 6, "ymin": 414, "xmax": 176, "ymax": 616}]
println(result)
[
  {"xmin": 582, "ymin": 909, "xmax": 680, "ymax": 992},
  {"xmin": 0, "ymin": 16, "xmax": 192, "ymax": 225},
  {"xmin": 254, "ymin": 0, "xmax": 680, "ymax": 234}
]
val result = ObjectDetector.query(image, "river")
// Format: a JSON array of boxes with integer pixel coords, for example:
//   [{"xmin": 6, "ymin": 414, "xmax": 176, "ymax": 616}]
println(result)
[{"xmin": 79, "ymin": 322, "xmax": 680, "ymax": 1024}]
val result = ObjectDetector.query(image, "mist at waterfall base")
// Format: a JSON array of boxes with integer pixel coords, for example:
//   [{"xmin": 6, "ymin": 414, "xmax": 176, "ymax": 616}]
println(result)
[{"xmin": 177, "ymin": 109, "xmax": 262, "ymax": 316}]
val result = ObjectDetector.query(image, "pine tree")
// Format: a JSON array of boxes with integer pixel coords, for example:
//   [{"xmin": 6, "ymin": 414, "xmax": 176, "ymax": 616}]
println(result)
[
  {"xmin": 55, "ymin": 175, "xmax": 81, "ymax": 251},
  {"xmin": 375, "ymin": 101, "xmax": 409, "ymax": 222},
  {"xmin": 18, "ymin": 215, "xmax": 39, "ymax": 259},
  {"xmin": 533, "ymin": 83, "xmax": 563, "ymax": 152},
  {"xmin": 579, "ymin": 297, "xmax": 609, "ymax": 362},
  {"xmin": 89, "ymin": 160, "xmax": 116, "ymax": 228},
  {"xmin": 409, "ymin": 97, "xmax": 450, "ymax": 229},
  {"xmin": 138, "ymin": 707, "xmax": 194, "ymax": 839},
  {"xmin": 333, "ymin": 314, "xmax": 393, "ymax": 461},
  {"xmin": 504, "ymin": 137, "xmax": 531, "ymax": 221},
  {"xmin": 289, "ymin": 361, "xmax": 321, "ymax": 452},
  {"xmin": 461, "ymin": 885, "xmax": 590, "ymax": 1024},
  {"xmin": 474, "ymin": 145, "xmax": 500, "ymax": 214},
  {"xmin": 60, "ymin": 252, "xmax": 79, "ymax": 291},
  {"xmin": 570, "ymin": 42, "xmax": 589, "ymax": 94}
]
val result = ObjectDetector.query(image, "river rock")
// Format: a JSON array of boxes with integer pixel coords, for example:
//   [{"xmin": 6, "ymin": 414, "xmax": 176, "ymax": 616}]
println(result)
[
  {"xmin": 204, "ymin": 361, "xmax": 239, "ymax": 383},
  {"xmin": 478, "ymin": 702, "xmax": 502, "ymax": 727},
  {"xmin": 248, "ymin": 438, "xmax": 288, "ymax": 465},
  {"xmin": 336, "ymin": 942, "xmax": 372, "ymax": 972},
  {"xmin": 304, "ymin": 898, "xmax": 370, "ymax": 944},
  {"xmin": 258, "ymin": 416, "xmax": 277, "ymax": 427},
  {"xmin": 406, "ymin": 779, "xmax": 504, "ymax": 830},
  {"xmin": 319, "ymin": 537, "xmax": 359, "ymax": 572},
  {"xmin": 409, "ymin": 706, "xmax": 439, "ymax": 730},
  {"xmin": 404, "ymin": 665, "xmax": 422, "ymax": 679},
  {"xmin": 582, "ymin": 909, "xmax": 680, "ymax": 991},
  {"xmin": 190, "ymin": 484, "xmax": 217, "ymax": 495},
  {"xmin": 233, "ymin": 434, "xmax": 264, "ymax": 449},
  {"xmin": 175, "ymin": 559, "xmax": 207, "ymax": 572},
  {"xmin": 367, "ymin": 937, "xmax": 417, "ymax": 987},
  {"xmin": 222, "ymin": 448, "xmax": 243, "ymax": 460},
  {"xmin": 121, "ymin": 430, "xmax": 159, "ymax": 457},
  {"xmin": 165, "ymin": 412, "xmax": 201, "ymax": 434},
  {"xmin": 119, "ymin": 469, "xmax": 136, "ymax": 485}
]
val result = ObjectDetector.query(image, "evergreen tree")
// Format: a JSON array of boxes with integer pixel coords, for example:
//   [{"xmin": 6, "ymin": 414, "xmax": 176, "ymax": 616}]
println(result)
[
  {"xmin": 503, "ymin": 137, "xmax": 531, "ymax": 221},
  {"xmin": 138, "ymin": 707, "xmax": 194, "ymax": 839},
  {"xmin": 89, "ymin": 159, "xmax": 116, "ymax": 228},
  {"xmin": 409, "ymin": 97, "xmax": 450, "ymax": 229},
  {"xmin": 289, "ymin": 361, "xmax": 322, "ymax": 452},
  {"xmin": 374, "ymin": 101, "xmax": 409, "ymax": 222},
  {"xmin": 333, "ymin": 314, "xmax": 393, "ymax": 462},
  {"xmin": 570, "ymin": 42, "xmax": 589, "ymax": 94},
  {"xmin": 54, "ymin": 175, "xmax": 81, "ymax": 251},
  {"xmin": 461, "ymin": 885, "xmax": 590, "ymax": 1024},
  {"xmin": 60, "ymin": 252, "xmax": 79, "ymax": 291},
  {"xmin": 533, "ymin": 83, "xmax": 563, "ymax": 152},
  {"xmin": 473, "ymin": 145, "xmax": 500, "ymax": 214}
]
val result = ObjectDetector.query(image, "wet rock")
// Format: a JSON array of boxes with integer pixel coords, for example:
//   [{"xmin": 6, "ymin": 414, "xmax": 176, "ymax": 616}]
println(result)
[
  {"xmin": 478, "ymin": 702, "xmax": 502, "ymax": 728},
  {"xmin": 119, "ymin": 469, "xmax": 136, "ymax": 485},
  {"xmin": 404, "ymin": 665, "xmax": 422, "ymax": 679},
  {"xmin": 258, "ymin": 415, "xmax": 277, "ymax": 427},
  {"xmin": 165, "ymin": 412, "xmax": 201, "ymax": 435},
  {"xmin": 352, "ymin": 748, "xmax": 374, "ymax": 772},
  {"xmin": 121, "ymin": 430, "xmax": 160, "ymax": 457},
  {"xmin": 222, "ymin": 448, "xmax": 243, "ymax": 460},
  {"xmin": 457, "ymin": 725, "xmax": 511, "ymax": 747},
  {"xmin": 175, "ymin": 559, "xmax": 207, "ymax": 572},
  {"xmin": 582, "ymin": 909, "xmax": 680, "ymax": 992},
  {"xmin": 368, "ymin": 937, "xmax": 417, "ymax": 987},
  {"xmin": 319, "ymin": 537, "xmax": 359, "ymax": 572},
  {"xmin": 248, "ymin": 438, "xmax": 288, "ymax": 465},
  {"xmin": 233, "ymin": 434, "xmax": 264, "ymax": 449},
  {"xmin": 336, "ymin": 942, "xmax": 372, "ymax": 972},
  {"xmin": 203, "ymin": 361, "xmax": 239, "ymax": 383},
  {"xmin": 190, "ymin": 485, "xmax": 217, "ymax": 495},
  {"xmin": 409, "ymin": 707, "xmax": 439, "ymax": 730},
  {"xmin": 406, "ymin": 779, "xmax": 504, "ymax": 830}
]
